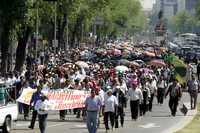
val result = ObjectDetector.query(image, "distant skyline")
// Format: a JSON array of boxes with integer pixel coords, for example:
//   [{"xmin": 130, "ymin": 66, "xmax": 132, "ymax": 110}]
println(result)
[{"xmin": 140, "ymin": 0, "xmax": 156, "ymax": 10}]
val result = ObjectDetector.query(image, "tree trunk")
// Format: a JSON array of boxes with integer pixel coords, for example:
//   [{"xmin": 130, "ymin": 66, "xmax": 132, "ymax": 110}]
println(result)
[
  {"xmin": 70, "ymin": 15, "xmax": 84, "ymax": 48},
  {"xmin": 1, "ymin": 23, "xmax": 10, "ymax": 74},
  {"xmin": 15, "ymin": 26, "xmax": 31, "ymax": 72},
  {"xmin": 59, "ymin": 14, "xmax": 67, "ymax": 49}
]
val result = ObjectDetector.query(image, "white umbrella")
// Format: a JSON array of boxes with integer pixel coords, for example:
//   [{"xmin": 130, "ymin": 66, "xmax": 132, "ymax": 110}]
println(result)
[
  {"xmin": 75, "ymin": 61, "xmax": 89, "ymax": 68},
  {"xmin": 115, "ymin": 66, "xmax": 129, "ymax": 72}
]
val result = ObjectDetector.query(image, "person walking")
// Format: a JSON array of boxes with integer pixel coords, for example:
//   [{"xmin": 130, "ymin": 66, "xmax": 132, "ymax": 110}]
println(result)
[
  {"xmin": 113, "ymin": 85, "xmax": 126, "ymax": 128},
  {"xmin": 127, "ymin": 82, "xmax": 143, "ymax": 120},
  {"xmin": 85, "ymin": 90, "xmax": 102, "ymax": 133},
  {"xmin": 165, "ymin": 79, "xmax": 182, "ymax": 116},
  {"xmin": 148, "ymin": 77, "xmax": 157, "ymax": 112},
  {"xmin": 28, "ymin": 81, "xmax": 43, "ymax": 129},
  {"xmin": 103, "ymin": 89, "xmax": 118, "ymax": 131},
  {"xmin": 157, "ymin": 76, "xmax": 166, "ymax": 105},
  {"xmin": 35, "ymin": 95, "xmax": 50, "ymax": 133},
  {"xmin": 197, "ymin": 62, "xmax": 200, "ymax": 80},
  {"xmin": 187, "ymin": 75, "xmax": 199, "ymax": 110},
  {"xmin": 140, "ymin": 80, "xmax": 151, "ymax": 116}
]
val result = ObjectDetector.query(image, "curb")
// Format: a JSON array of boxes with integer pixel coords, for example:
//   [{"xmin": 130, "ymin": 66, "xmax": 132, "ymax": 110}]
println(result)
[{"xmin": 162, "ymin": 103, "xmax": 197, "ymax": 133}]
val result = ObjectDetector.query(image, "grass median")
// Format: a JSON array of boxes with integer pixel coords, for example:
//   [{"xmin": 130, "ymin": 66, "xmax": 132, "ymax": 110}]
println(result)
[{"xmin": 175, "ymin": 103, "xmax": 200, "ymax": 133}]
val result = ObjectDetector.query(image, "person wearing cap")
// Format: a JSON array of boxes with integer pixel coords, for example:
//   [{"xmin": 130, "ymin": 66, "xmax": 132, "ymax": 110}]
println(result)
[
  {"xmin": 127, "ymin": 81, "xmax": 143, "ymax": 120},
  {"xmin": 85, "ymin": 90, "xmax": 102, "ymax": 133},
  {"xmin": 35, "ymin": 95, "xmax": 50, "ymax": 133},
  {"xmin": 165, "ymin": 79, "xmax": 182, "ymax": 116},
  {"xmin": 113, "ymin": 85, "xmax": 126, "ymax": 128},
  {"xmin": 103, "ymin": 88, "xmax": 118, "ymax": 131}
]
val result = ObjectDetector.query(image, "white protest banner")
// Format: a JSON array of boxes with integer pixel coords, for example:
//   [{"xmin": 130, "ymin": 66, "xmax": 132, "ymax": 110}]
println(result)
[
  {"xmin": 17, "ymin": 89, "xmax": 90, "ymax": 110},
  {"xmin": 17, "ymin": 88, "xmax": 36, "ymax": 105}
]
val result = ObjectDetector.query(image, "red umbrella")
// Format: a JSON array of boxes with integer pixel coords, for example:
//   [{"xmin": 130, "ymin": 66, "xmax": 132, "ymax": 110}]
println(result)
[{"xmin": 149, "ymin": 60, "xmax": 166, "ymax": 67}]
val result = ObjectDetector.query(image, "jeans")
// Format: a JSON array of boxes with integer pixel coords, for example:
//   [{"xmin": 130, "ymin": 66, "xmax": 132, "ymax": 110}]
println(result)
[
  {"xmin": 115, "ymin": 107, "xmax": 124, "ymax": 128},
  {"xmin": 104, "ymin": 112, "xmax": 115, "ymax": 130},
  {"xmin": 86, "ymin": 111, "xmax": 98, "ymax": 133},
  {"xmin": 130, "ymin": 100, "xmax": 139, "ymax": 120},
  {"xmin": 189, "ymin": 90, "xmax": 198, "ymax": 109},
  {"xmin": 23, "ymin": 104, "xmax": 29, "ymax": 118},
  {"xmin": 157, "ymin": 88, "xmax": 165, "ymax": 104},
  {"xmin": 38, "ymin": 114, "xmax": 48, "ymax": 133},
  {"xmin": 149, "ymin": 93, "xmax": 154, "ymax": 111},
  {"xmin": 169, "ymin": 97, "xmax": 179, "ymax": 116},
  {"xmin": 29, "ymin": 110, "xmax": 38, "ymax": 128},
  {"xmin": 59, "ymin": 110, "xmax": 66, "ymax": 119}
]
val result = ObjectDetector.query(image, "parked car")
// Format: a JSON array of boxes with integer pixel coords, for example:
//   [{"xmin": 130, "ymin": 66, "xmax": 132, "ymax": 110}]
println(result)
[{"xmin": 0, "ymin": 82, "xmax": 18, "ymax": 133}]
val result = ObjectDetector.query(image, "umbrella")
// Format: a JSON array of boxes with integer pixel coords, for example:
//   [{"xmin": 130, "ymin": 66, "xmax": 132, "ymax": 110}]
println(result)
[
  {"xmin": 115, "ymin": 66, "xmax": 129, "ymax": 72},
  {"xmin": 148, "ymin": 60, "xmax": 166, "ymax": 67},
  {"xmin": 38, "ymin": 65, "xmax": 45, "ymax": 71},
  {"xmin": 140, "ymin": 68, "xmax": 153, "ymax": 73},
  {"xmin": 75, "ymin": 61, "xmax": 89, "ymax": 68},
  {"xmin": 134, "ymin": 60, "xmax": 145, "ymax": 65},
  {"xmin": 118, "ymin": 59, "xmax": 130, "ymax": 66},
  {"xmin": 130, "ymin": 61, "xmax": 140, "ymax": 67},
  {"xmin": 113, "ymin": 49, "xmax": 122, "ymax": 56},
  {"xmin": 62, "ymin": 63, "xmax": 73, "ymax": 67},
  {"xmin": 143, "ymin": 51, "xmax": 156, "ymax": 57}
]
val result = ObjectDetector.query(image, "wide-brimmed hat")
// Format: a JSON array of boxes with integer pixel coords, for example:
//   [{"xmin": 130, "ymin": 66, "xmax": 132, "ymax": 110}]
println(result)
[{"xmin": 107, "ymin": 89, "xmax": 112, "ymax": 93}]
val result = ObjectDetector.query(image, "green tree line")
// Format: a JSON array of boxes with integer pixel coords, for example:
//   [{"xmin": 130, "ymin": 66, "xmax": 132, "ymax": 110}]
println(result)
[{"xmin": 0, "ymin": 0, "xmax": 146, "ymax": 72}]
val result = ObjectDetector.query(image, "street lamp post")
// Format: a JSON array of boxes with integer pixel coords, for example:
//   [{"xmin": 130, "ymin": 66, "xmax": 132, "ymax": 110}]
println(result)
[{"xmin": 36, "ymin": 4, "xmax": 39, "ymax": 59}]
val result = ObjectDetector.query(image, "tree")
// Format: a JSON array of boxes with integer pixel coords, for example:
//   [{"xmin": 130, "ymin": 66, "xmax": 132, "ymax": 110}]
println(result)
[
  {"xmin": 0, "ymin": 0, "xmax": 29, "ymax": 73},
  {"xmin": 169, "ymin": 11, "xmax": 197, "ymax": 33}
]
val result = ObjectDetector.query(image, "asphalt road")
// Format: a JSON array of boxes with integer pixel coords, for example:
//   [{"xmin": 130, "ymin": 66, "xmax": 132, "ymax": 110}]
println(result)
[{"xmin": 5, "ymin": 93, "xmax": 197, "ymax": 133}]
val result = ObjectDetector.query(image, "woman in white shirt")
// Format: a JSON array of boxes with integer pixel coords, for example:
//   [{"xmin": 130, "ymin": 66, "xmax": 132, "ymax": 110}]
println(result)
[
  {"xmin": 103, "ymin": 89, "xmax": 118, "ymax": 131},
  {"xmin": 35, "ymin": 95, "xmax": 50, "ymax": 133}
]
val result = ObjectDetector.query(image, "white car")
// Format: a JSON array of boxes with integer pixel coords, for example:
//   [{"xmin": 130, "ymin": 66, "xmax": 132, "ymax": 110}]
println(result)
[
  {"xmin": 0, "ymin": 83, "xmax": 18, "ymax": 133},
  {"xmin": 0, "ymin": 103, "xmax": 18, "ymax": 133}
]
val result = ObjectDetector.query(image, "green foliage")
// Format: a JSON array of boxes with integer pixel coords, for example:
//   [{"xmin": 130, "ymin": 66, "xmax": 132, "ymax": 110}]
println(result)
[
  {"xmin": 169, "ymin": 11, "xmax": 198, "ymax": 33},
  {"xmin": 196, "ymin": 0, "xmax": 200, "ymax": 20},
  {"xmin": 96, "ymin": 0, "xmax": 146, "ymax": 37}
]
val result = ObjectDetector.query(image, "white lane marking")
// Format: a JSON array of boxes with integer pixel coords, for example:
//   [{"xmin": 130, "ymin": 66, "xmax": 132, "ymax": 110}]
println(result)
[
  {"xmin": 48, "ymin": 123, "xmax": 67, "ymax": 128},
  {"xmin": 75, "ymin": 124, "xmax": 87, "ymax": 128},
  {"xmin": 15, "ymin": 123, "xmax": 30, "ymax": 127},
  {"xmin": 139, "ymin": 123, "xmax": 160, "ymax": 129}
]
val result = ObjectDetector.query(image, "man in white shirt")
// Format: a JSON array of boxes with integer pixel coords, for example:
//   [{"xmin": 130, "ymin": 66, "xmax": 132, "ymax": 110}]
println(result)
[
  {"xmin": 103, "ymin": 89, "xmax": 118, "ymax": 131},
  {"xmin": 128, "ymin": 82, "xmax": 143, "ymax": 120},
  {"xmin": 148, "ymin": 77, "xmax": 157, "ymax": 112},
  {"xmin": 35, "ymin": 95, "xmax": 50, "ymax": 133}
]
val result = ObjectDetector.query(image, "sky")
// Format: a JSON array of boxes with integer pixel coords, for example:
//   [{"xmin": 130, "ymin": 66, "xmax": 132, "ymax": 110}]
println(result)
[{"xmin": 140, "ymin": 0, "xmax": 156, "ymax": 10}]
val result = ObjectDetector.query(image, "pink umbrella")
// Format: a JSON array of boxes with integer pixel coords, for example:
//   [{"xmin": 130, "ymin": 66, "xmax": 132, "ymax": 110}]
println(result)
[
  {"xmin": 38, "ymin": 65, "xmax": 45, "ymax": 71},
  {"xmin": 112, "ymin": 49, "xmax": 122, "ymax": 56}
]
